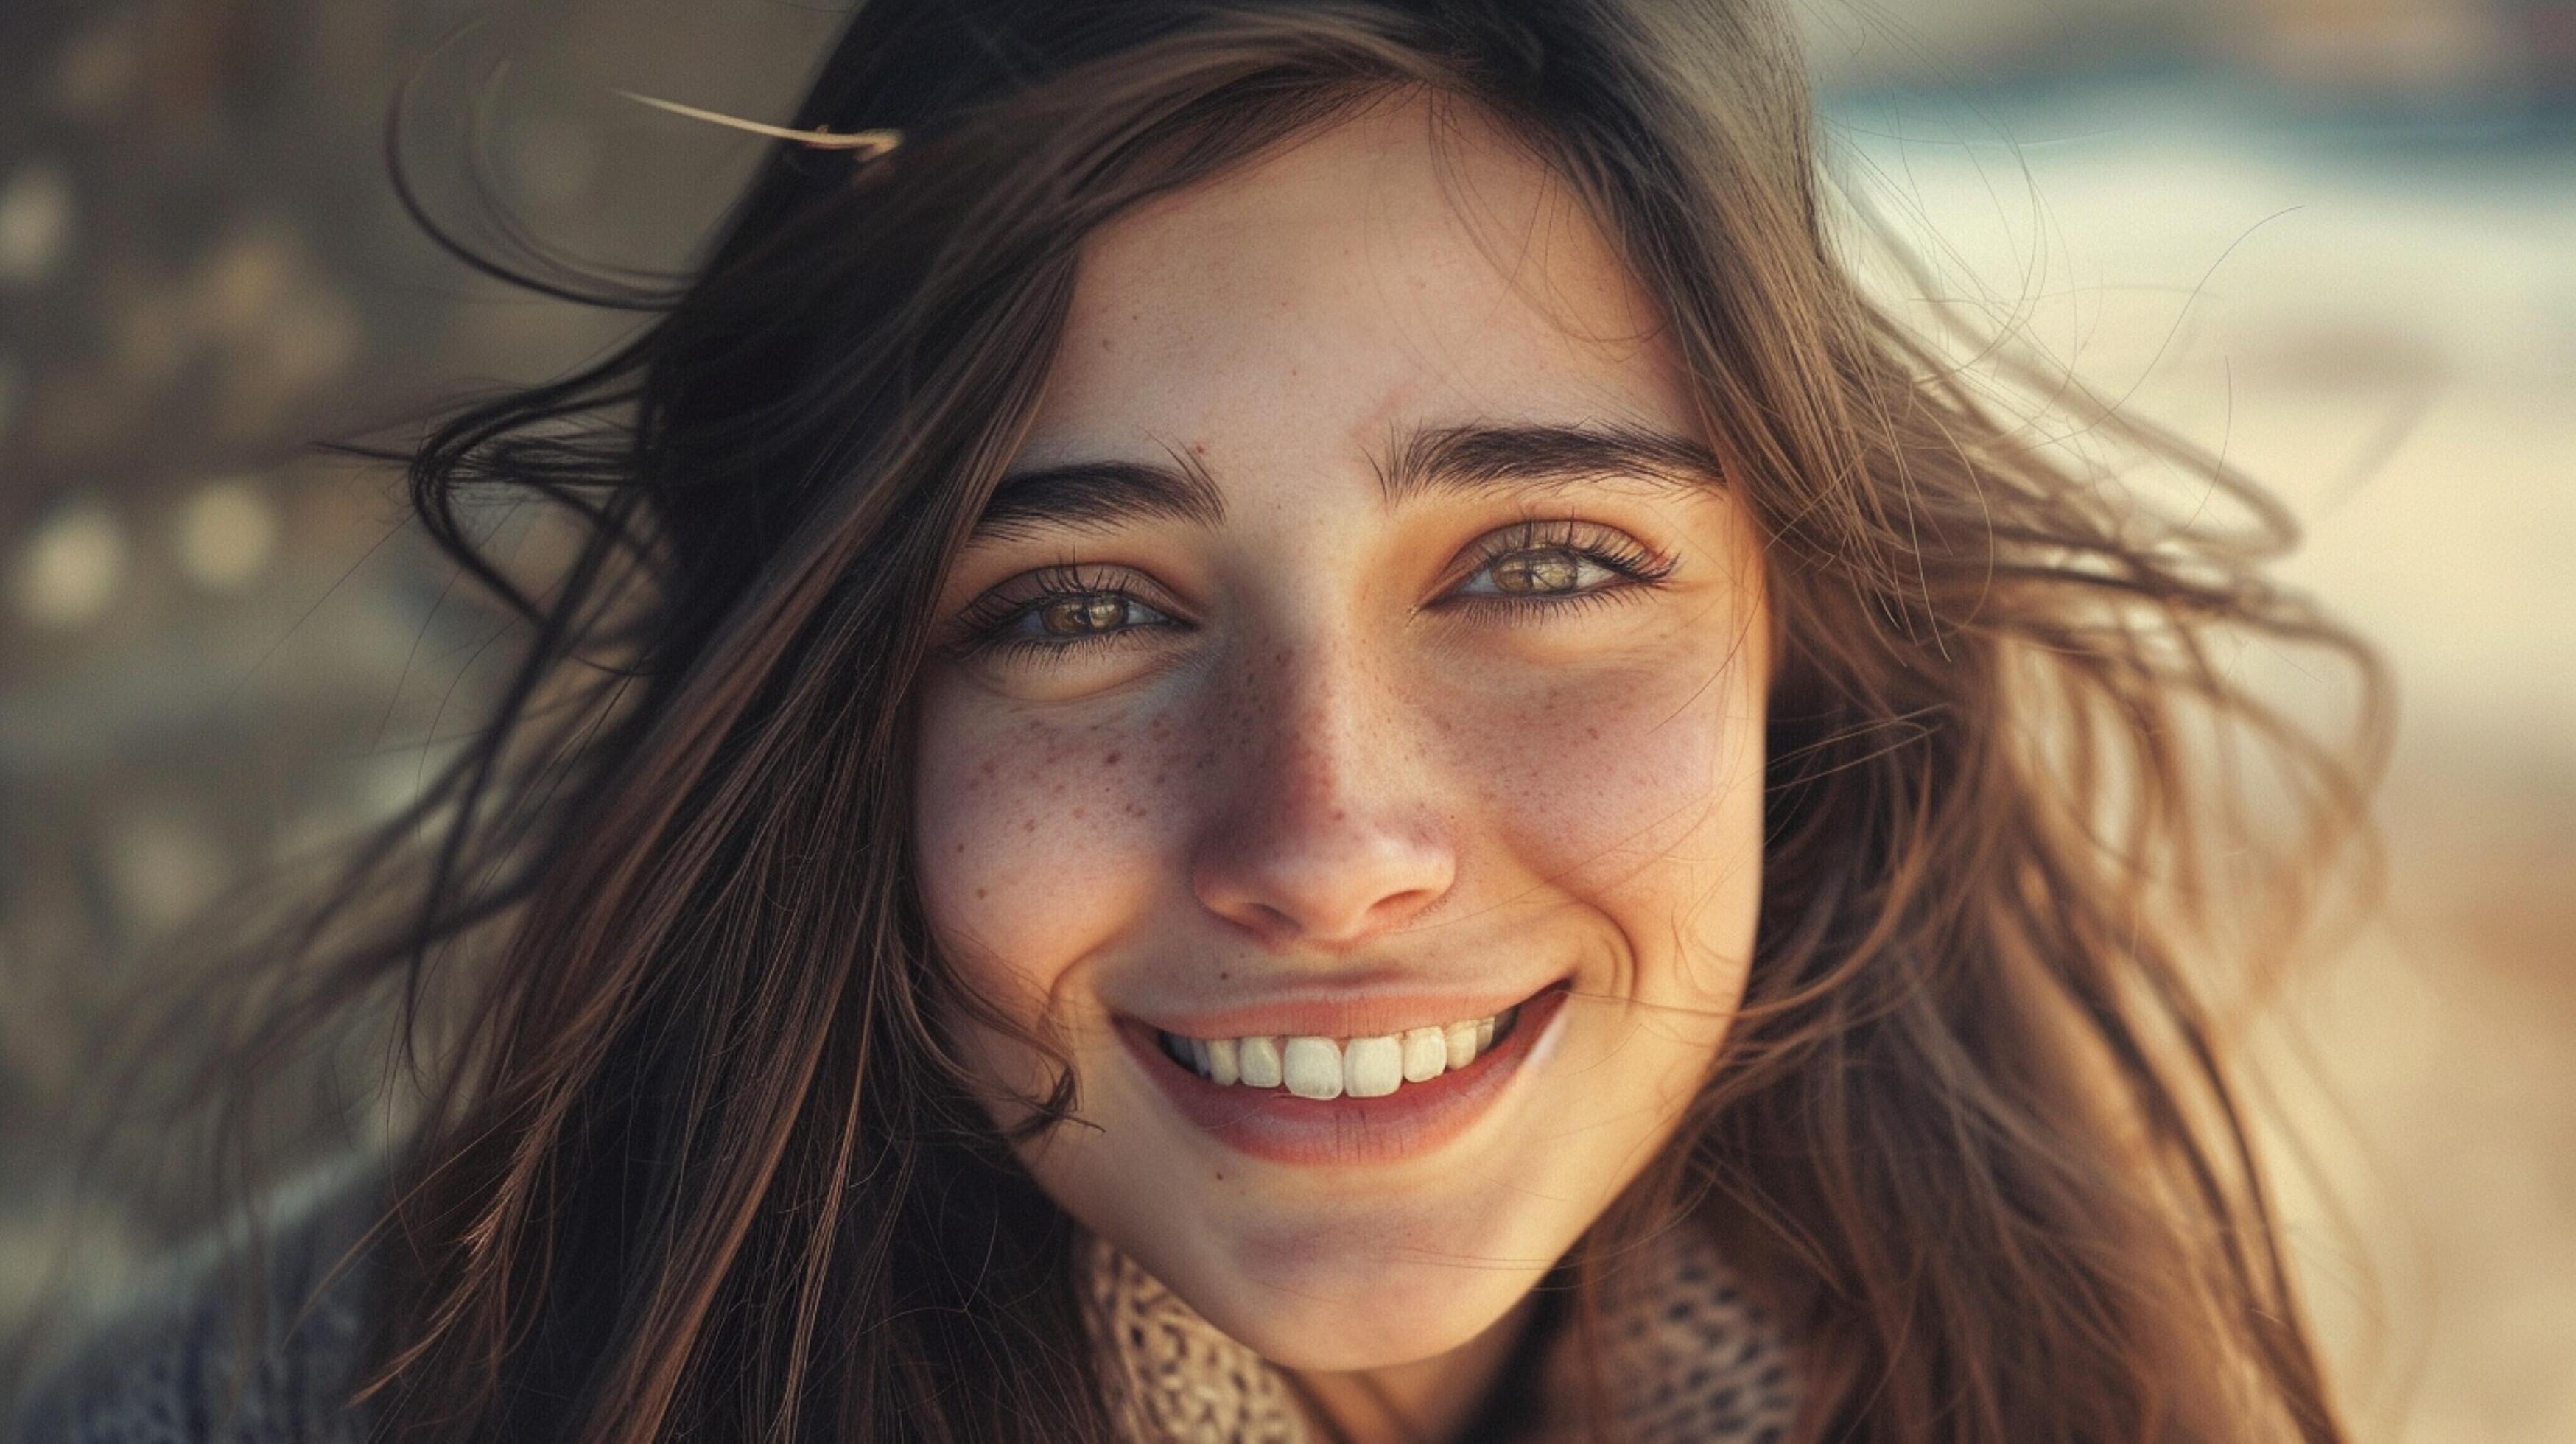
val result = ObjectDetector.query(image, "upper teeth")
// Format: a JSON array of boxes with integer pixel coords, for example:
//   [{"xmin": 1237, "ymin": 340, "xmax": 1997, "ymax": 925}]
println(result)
[{"xmin": 1159, "ymin": 1008, "xmax": 1515, "ymax": 1099}]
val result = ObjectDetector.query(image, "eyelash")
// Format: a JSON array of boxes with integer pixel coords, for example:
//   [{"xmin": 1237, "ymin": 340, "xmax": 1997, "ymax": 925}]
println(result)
[
  {"xmin": 950, "ymin": 520, "xmax": 1676, "ymax": 662},
  {"xmin": 949, "ymin": 561, "xmax": 1176, "ymax": 662}
]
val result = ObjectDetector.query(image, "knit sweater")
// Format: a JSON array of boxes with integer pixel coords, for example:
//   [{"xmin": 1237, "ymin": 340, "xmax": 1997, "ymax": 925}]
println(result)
[{"xmin": 17, "ymin": 1184, "xmax": 1801, "ymax": 1442}]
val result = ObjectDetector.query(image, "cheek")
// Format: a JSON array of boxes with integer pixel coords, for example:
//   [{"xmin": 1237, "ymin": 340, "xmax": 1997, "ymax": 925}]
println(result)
[
  {"xmin": 912, "ymin": 679, "xmax": 1191, "ymax": 1008},
  {"xmin": 1439, "ymin": 644, "xmax": 1766, "ymax": 1000}
]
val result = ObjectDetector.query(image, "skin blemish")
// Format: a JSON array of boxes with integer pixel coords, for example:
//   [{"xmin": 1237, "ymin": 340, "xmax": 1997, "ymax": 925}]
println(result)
[{"xmin": 1105, "ymin": 750, "xmax": 1123, "ymax": 766}]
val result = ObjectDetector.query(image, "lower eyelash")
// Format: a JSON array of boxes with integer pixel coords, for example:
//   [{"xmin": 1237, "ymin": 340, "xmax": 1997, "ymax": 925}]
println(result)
[{"xmin": 970, "ymin": 617, "xmax": 1182, "ymax": 662}]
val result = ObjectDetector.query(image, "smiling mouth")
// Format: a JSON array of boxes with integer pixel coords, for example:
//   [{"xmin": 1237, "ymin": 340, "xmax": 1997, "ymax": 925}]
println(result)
[
  {"xmin": 1154, "ymin": 1003, "xmax": 1523, "ymax": 1100},
  {"xmin": 1118, "ymin": 981, "xmax": 1573, "ymax": 1166}
]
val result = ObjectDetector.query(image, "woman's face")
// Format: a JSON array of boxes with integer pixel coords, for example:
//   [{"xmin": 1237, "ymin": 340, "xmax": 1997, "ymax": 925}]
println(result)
[{"xmin": 913, "ymin": 97, "xmax": 1771, "ymax": 1373}]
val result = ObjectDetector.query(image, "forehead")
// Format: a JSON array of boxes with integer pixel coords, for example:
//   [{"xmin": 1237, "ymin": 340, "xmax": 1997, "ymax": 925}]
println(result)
[{"xmin": 1020, "ymin": 94, "xmax": 1697, "ymax": 469}]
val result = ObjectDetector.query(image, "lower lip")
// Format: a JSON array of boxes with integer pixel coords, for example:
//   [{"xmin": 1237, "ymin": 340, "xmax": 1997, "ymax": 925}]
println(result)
[{"xmin": 1118, "ymin": 984, "xmax": 1570, "ymax": 1167}]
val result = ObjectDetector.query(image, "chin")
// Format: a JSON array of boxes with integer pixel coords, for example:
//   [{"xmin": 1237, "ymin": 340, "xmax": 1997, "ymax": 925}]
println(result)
[
  {"xmin": 1159, "ymin": 1243, "xmax": 1544, "ymax": 1373},
  {"xmin": 1081, "ymin": 1165, "xmax": 1567, "ymax": 1373}
]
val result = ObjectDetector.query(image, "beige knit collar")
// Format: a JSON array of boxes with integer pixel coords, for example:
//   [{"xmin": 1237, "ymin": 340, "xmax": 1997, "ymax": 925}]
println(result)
[{"xmin": 1083, "ymin": 1225, "xmax": 1802, "ymax": 1442}]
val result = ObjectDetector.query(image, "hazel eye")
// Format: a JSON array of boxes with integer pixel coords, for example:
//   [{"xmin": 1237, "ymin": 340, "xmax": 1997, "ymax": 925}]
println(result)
[
  {"xmin": 1445, "ymin": 520, "xmax": 1670, "ymax": 609},
  {"xmin": 1032, "ymin": 592, "xmax": 1166, "ymax": 638},
  {"xmin": 948, "ymin": 564, "xmax": 1187, "ymax": 662},
  {"xmin": 1470, "ymin": 547, "xmax": 1601, "ymax": 597}
]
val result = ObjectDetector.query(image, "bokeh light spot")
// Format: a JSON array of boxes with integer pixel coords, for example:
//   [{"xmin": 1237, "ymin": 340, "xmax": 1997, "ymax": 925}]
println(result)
[
  {"xmin": 14, "ymin": 500, "xmax": 126, "ymax": 628},
  {"xmin": 175, "ymin": 477, "xmax": 281, "ymax": 592},
  {"xmin": 0, "ymin": 162, "xmax": 74, "ymax": 288}
]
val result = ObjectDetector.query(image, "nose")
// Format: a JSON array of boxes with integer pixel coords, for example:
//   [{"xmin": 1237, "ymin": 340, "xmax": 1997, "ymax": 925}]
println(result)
[{"xmin": 1187, "ymin": 637, "xmax": 1456, "ymax": 952}]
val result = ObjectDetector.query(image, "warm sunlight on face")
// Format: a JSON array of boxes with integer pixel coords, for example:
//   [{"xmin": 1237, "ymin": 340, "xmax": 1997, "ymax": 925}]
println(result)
[{"xmin": 911, "ymin": 94, "xmax": 1772, "ymax": 1380}]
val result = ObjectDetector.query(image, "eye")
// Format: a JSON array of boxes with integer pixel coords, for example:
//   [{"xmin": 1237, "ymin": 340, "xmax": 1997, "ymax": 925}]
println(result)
[
  {"xmin": 1456, "ymin": 546, "xmax": 1619, "ymax": 598},
  {"xmin": 1019, "ymin": 592, "xmax": 1172, "ymax": 639},
  {"xmin": 949, "ymin": 563, "xmax": 1185, "ymax": 659},
  {"xmin": 1442, "ymin": 519, "xmax": 1674, "ymax": 610}
]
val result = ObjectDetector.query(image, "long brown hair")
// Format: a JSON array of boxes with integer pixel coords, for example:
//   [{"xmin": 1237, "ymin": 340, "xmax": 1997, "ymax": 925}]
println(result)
[{"xmin": 107, "ymin": 0, "xmax": 2388, "ymax": 1437}]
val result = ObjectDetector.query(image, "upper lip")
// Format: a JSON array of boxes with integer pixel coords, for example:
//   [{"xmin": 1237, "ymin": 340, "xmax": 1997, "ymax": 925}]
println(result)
[{"xmin": 1116, "ymin": 976, "xmax": 1565, "ymax": 1041}]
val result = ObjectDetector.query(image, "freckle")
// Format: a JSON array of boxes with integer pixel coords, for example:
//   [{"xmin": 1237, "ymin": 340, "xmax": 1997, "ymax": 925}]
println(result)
[
  {"xmin": 1151, "ymin": 772, "xmax": 1166, "ymax": 785},
  {"xmin": 1103, "ymin": 750, "xmax": 1122, "ymax": 766},
  {"xmin": 1073, "ymin": 806, "xmax": 1087, "ymax": 819},
  {"xmin": 1586, "ymin": 726, "xmax": 1600, "ymax": 740},
  {"xmin": 1330, "ymin": 808, "xmax": 1346, "ymax": 821},
  {"xmin": 1218, "ymin": 970, "xmax": 1230, "ymax": 981},
  {"xmin": 981, "ymin": 758, "xmax": 999, "ymax": 777},
  {"xmin": 1023, "ymin": 819, "xmax": 1036, "ymax": 833},
  {"xmin": 954, "ymin": 842, "xmax": 965, "ymax": 853},
  {"xmin": 1124, "ymin": 804, "xmax": 1144, "ymax": 816},
  {"xmin": 975, "ymin": 887, "xmax": 987, "ymax": 899}
]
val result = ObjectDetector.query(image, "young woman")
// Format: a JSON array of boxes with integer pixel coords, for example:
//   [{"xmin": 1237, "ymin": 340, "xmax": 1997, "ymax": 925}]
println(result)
[{"xmin": 20, "ymin": 0, "xmax": 2388, "ymax": 1439}]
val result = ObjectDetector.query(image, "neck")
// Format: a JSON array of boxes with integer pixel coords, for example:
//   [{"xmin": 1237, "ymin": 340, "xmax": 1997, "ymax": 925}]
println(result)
[{"xmin": 1284, "ymin": 1291, "xmax": 1542, "ymax": 1444}]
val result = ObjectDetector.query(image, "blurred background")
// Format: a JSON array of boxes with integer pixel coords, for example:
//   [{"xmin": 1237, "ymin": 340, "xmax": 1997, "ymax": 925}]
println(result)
[{"xmin": 0, "ymin": 0, "xmax": 2567, "ymax": 1436}]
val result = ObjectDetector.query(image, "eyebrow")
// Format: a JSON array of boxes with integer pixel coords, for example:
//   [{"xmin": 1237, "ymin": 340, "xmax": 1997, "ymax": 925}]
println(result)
[
  {"xmin": 972, "ymin": 422, "xmax": 1722, "ymax": 540},
  {"xmin": 1375, "ymin": 421, "xmax": 1725, "ymax": 509}
]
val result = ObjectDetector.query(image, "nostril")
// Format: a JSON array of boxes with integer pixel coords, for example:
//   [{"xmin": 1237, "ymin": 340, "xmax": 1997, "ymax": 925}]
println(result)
[
  {"xmin": 1209, "ymin": 882, "xmax": 1447, "ymax": 952},
  {"xmin": 1188, "ymin": 801, "xmax": 1457, "ymax": 948},
  {"xmin": 1249, "ymin": 900, "xmax": 1298, "ymax": 932}
]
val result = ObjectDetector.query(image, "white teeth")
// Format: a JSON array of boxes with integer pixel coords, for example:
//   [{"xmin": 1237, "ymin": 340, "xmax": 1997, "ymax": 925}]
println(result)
[
  {"xmin": 1238, "ymin": 1036, "xmax": 1283, "ymax": 1088},
  {"xmin": 1282, "ymin": 1037, "xmax": 1344, "ymax": 1100},
  {"xmin": 1344, "ymin": 1036, "xmax": 1402, "ymax": 1098},
  {"xmin": 1160, "ymin": 1001, "xmax": 1531, "ymax": 1098},
  {"xmin": 1443, "ymin": 1020, "xmax": 1479, "ymax": 1070},
  {"xmin": 1401, "ymin": 1027, "xmax": 1447, "ymax": 1083}
]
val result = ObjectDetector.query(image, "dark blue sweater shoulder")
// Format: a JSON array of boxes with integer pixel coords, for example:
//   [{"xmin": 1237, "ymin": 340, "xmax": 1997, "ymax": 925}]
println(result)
[{"xmin": 13, "ymin": 1169, "xmax": 385, "ymax": 1444}]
